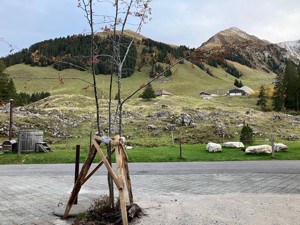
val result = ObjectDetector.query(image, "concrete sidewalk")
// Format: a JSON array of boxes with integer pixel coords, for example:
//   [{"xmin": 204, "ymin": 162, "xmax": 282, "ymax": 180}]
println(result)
[{"xmin": 0, "ymin": 163, "xmax": 300, "ymax": 224}]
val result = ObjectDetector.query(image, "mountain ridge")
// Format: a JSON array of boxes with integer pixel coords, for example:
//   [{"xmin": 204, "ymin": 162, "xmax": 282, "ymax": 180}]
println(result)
[
  {"xmin": 200, "ymin": 27, "xmax": 270, "ymax": 49},
  {"xmin": 277, "ymin": 40, "xmax": 300, "ymax": 61},
  {"xmin": 193, "ymin": 27, "xmax": 291, "ymax": 75}
]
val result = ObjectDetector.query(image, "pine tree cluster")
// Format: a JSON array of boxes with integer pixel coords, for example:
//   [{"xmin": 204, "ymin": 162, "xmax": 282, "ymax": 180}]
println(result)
[{"xmin": 273, "ymin": 60, "xmax": 300, "ymax": 111}]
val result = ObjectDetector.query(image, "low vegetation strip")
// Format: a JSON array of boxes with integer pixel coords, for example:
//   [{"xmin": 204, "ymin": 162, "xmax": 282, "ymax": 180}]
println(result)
[{"xmin": 0, "ymin": 143, "xmax": 299, "ymax": 164}]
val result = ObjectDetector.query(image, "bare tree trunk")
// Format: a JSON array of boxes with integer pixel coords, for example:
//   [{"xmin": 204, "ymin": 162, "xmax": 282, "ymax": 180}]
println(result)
[
  {"xmin": 89, "ymin": 1, "xmax": 101, "ymax": 133},
  {"xmin": 107, "ymin": 42, "xmax": 115, "ymax": 209},
  {"xmin": 118, "ymin": 65, "xmax": 122, "ymax": 135}
]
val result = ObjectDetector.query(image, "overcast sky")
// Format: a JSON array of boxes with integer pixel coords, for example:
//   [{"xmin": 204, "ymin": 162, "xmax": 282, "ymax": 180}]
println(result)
[{"xmin": 1, "ymin": 0, "xmax": 300, "ymax": 58}]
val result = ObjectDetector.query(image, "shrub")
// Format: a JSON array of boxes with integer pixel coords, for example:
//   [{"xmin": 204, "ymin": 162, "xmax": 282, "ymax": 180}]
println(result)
[
  {"xmin": 139, "ymin": 84, "xmax": 156, "ymax": 100},
  {"xmin": 240, "ymin": 123, "xmax": 254, "ymax": 146}
]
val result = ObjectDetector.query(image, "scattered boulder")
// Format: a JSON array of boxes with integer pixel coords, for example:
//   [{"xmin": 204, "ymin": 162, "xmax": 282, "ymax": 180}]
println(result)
[
  {"xmin": 292, "ymin": 116, "xmax": 300, "ymax": 123},
  {"xmin": 156, "ymin": 111, "xmax": 172, "ymax": 118},
  {"xmin": 206, "ymin": 142, "xmax": 222, "ymax": 152},
  {"xmin": 274, "ymin": 143, "xmax": 288, "ymax": 152},
  {"xmin": 287, "ymin": 134, "xmax": 298, "ymax": 140},
  {"xmin": 277, "ymin": 129, "xmax": 287, "ymax": 136},
  {"xmin": 223, "ymin": 142, "xmax": 244, "ymax": 148},
  {"xmin": 245, "ymin": 145, "xmax": 272, "ymax": 154},
  {"xmin": 146, "ymin": 114, "xmax": 156, "ymax": 120},
  {"xmin": 165, "ymin": 123, "xmax": 176, "ymax": 131},
  {"xmin": 151, "ymin": 129, "xmax": 161, "ymax": 137},
  {"xmin": 245, "ymin": 109, "xmax": 253, "ymax": 115},
  {"xmin": 147, "ymin": 124, "xmax": 157, "ymax": 130},
  {"xmin": 175, "ymin": 114, "xmax": 194, "ymax": 126},
  {"xmin": 273, "ymin": 115, "xmax": 281, "ymax": 120}
]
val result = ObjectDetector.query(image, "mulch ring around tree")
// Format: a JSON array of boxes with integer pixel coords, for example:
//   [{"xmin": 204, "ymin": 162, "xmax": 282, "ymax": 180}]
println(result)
[{"xmin": 73, "ymin": 196, "xmax": 144, "ymax": 225}]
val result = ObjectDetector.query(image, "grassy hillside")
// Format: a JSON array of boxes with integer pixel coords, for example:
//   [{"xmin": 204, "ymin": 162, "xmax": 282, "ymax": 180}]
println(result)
[
  {"xmin": 2, "ymin": 62, "xmax": 294, "ymax": 148},
  {"xmin": 5, "ymin": 60, "xmax": 275, "ymax": 98}
]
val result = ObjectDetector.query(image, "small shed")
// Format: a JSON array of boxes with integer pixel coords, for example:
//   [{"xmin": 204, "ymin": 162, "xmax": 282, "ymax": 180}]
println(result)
[
  {"xmin": 228, "ymin": 85, "xmax": 254, "ymax": 96},
  {"xmin": 18, "ymin": 130, "xmax": 44, "ymax": 153},
  {"xmin": 228, "ymin": 88, "xmax": 246, "ymax": 96},
  {"xmin": 239, "ymin": 86, "xmax": 254, "ymax": 94},
  {"xmin": 155, "ymin": 90, "xmax": 173, "ymax": 97},
  {"xmin": 2, "ymin": 140, "xmax": 17, "ymax": 153}
]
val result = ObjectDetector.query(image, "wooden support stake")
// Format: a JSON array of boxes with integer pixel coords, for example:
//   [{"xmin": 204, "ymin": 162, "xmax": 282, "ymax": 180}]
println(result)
[
  {"xmin": 63, "ymin": 146, "xmax": 97, "ymax": 218},
  {"xmin": 120, "ymin": 144, "xmax": 133, "ymax": 204},
  {"xmin": 116, "ymin": 144, "xmax": 128, "ymax": 225},
  {"xmin": 64, "ymin": 135, "xmax": 133, "ymax": 224},
  {"xmin": 74, "ymin": 145, "xmax": 80, "ymax": 204},
  {"xmin": 82, "ymin": 147, "xmax": 116, "ymax": 185},
  {"xmin": 92, "ymin": 140, "xmax": 122, "ymax": 189}
]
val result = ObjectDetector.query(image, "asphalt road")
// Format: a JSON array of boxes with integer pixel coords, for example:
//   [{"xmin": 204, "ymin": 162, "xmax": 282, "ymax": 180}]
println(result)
[
  {"xmin": 1, "ymin": 160, "xmax": 299, "ymax": 176},
  {"xmin": 0, "ymin": 161, "xmax": 300, "ymax": 225}
]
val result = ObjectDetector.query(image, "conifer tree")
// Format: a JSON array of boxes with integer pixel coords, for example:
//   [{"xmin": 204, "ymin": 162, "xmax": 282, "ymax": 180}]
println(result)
[
  {"xmin": 0, "ymin": 60, "xmax": 18, "ymax": 103},
  {"xmin": 234, "ymin": 79, "xmax": 243, "ymax": 88},
  {"xmin": 256, "ymin": 85, "xmax": 267, "ymax": 111},
  {"xmin": 240, "ymin": 123, "xmax": 254, "ymax": 146},
  {"xmin": 272, "ymin": 73, "xmax": 286, "ymax": 111},
  {"xmin": 234, "ymin": 79, "xmax": 239, "ymax": 87},
  {"xmin": 139, "ymin": 84, "xmax": 156, "ymax": 100},
  {"xmin": 283, "ymin": 60, "xmax": 299, "ymax": 110},
  {"xmin": 239, "ymin": 80, "xmax": 243, "ymax": 87}
]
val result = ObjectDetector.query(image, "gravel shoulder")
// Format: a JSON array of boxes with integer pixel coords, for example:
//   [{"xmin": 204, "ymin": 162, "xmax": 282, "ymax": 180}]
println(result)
[{"xmin": 132, "ymin": 193, "xmax": 300, "ymax": 225}]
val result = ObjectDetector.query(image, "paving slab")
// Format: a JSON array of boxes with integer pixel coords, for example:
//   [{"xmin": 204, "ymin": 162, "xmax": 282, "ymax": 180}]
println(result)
[{"xmin": 0, "ymin": 162, "xmax": 299, "ymax": 224}]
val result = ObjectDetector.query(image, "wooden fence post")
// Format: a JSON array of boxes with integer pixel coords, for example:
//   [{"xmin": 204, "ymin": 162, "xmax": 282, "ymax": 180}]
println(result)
[
  {"xmin": 171, "ymin": 130, "xmax": 174, "ymax": 146},
  {"xmin": 271, "ymin": 136, "xmax": 275, "ymax": 158}
]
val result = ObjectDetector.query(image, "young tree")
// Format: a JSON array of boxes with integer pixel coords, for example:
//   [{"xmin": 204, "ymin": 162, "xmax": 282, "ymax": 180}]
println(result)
[
  {"xmin": 234, "ymin": 79, "xmax": 243, "ymax": 88},
  {"xmin": 78, "ymin": 0, "xmax": 152, "ymax": 211},
  {"xmin": 240, "ymin": 123, "xmax": 254, "ymax": 146},
  {"xmin": 256, "ymin": 85, "xmax": 267, "ymax": 111},
  {"xmin": 238, "ymin": 80, "xmax": 243, "ymax": 88},
  {"xmin": 139, "ymin": 84, "xmax": 156, "ymax": 100},
  {"xmin": 234, "ymin": 79, "xmax": 239, "ymax": 87}
]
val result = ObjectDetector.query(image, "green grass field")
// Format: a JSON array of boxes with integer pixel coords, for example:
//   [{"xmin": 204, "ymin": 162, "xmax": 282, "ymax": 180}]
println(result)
[
  {"xmin": 6, "ymin": 61, "xmax": 275, "ymax": 98},
  {"xmin": 1, "ymin": 142, "xmax": 299, "ymax": 164}
]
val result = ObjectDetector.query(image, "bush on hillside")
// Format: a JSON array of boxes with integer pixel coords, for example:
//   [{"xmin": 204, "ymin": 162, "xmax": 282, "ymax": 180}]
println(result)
[
  {"xmin": 139, "ymin": 84, "xmax": 156, "ymax": 100},
  {"xmin": 240, "ymin": 123, "xmax": 254, "ymax": 146}
]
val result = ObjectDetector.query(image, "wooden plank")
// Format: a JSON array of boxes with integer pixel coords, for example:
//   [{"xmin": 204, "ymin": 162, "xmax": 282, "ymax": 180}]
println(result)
[
  {"xmin": 120, "ymin": 144, "xmax": 133, "ymax": 204},
  {"xmin": 121, "ymin": 143, "xmax": 129, "ymax": 161},
  {"xmin": 92, "ymin": 140, "xmax": 122, "ymax": 190},
  {"xmin": 82, "ymin": 147, "xmax": 116, "ymax": 185},
  {"xmin": 116, "ymin": 144, "xmax": 128, "ymax": 225},
  {"xmin": 63, "ymin": 145, "xmax": 97, "ymax": 218}
]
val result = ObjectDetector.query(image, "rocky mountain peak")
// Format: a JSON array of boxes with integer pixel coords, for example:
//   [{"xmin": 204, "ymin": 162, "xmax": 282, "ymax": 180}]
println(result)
[
  {"xmin": 200, "ymin": 27, "xmax": 268, "ymax": 49},
  {"xmin": 194, "ymin": 27, "xmax": 287, "ymax": 75},
  {"xmin": 277, "ymin": 40, "xmax": 300, "ymax": 61}
]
